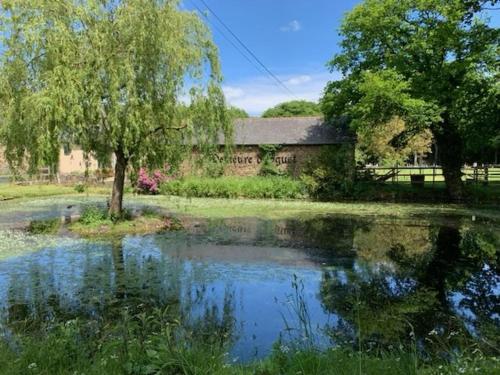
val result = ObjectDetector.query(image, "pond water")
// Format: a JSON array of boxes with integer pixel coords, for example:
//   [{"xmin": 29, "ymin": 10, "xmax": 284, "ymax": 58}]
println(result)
[{"xmin": 0, "ymin": 199, "xmax": 498, "ymax": 362}]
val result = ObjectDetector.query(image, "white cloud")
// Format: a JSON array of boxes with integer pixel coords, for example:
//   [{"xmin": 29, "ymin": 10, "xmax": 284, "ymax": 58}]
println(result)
[
  {"xmin": 222, "ymin": 86, "xmax": 245, "ymax": 100},
  {"xmin": 223, "ymin": 72, "xmax": 339, "ymax": 116},
  {"xmin": 280, "ymin": 20, "xmax": 302, "ymax": 32},
  {"xmin": 285, "ymin": 75, "xmax": 312, "ymax": 86}
]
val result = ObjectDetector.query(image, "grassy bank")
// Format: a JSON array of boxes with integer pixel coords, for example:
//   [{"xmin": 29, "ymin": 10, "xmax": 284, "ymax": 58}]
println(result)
[
  {"xmin": 350, "ymin": 181, "xmax": 500, "ymax": 204},
  {"xmin": 68, "ymin": 206, "xmax": 182, "ymax": 237},
  {"xmin": 136, "ymin": 195, "xmax": 500, "ymax": 220},
  {"xmin": 1, "ymin": 193, "xmax": 499, "ymax": 222},
  {"xmin": 2, "ymin": 180, "xmax": 499, "ymax": 209},
  {"xmin": 0, "ymin": 315, "xmax": 496, "ymax": 375}
]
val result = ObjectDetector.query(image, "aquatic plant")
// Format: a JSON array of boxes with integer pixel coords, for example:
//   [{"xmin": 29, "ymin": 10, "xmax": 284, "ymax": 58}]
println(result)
[
  {"xmin": 0, "ymin": 230, "xmax": 85, "ymax": 261},
  {"xmin": 27, "ymin": 219, "xmax": 61, "ymax": 235}
]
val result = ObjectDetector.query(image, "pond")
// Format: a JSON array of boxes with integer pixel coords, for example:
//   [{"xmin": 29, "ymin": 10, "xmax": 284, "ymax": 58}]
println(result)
[{"xmin": 0, "ymin": 198, "xmax": 498, "ymax": 363}]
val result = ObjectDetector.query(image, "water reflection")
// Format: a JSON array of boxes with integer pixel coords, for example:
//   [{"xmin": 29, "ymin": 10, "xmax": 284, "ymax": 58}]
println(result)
[
  {"xmin": 321, "ymin": 220, "xmax": 499, "ymax": 356},
  {"xmin": 0, "ymin": 214, "xmax": 498, "ymax": 361}
]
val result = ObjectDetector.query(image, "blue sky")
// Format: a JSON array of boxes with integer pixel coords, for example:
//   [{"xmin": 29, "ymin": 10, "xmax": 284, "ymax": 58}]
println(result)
[
  {"xmin": 182, "ymin": 0, "xmax": 360, "ymax": 115},
  {"xmin": 182, "ymin": 0, "xmax": 500, "ymax": 116},
  {"xmin": 1, "ymin": 1, "xmax": 497, "ymax": 116}
]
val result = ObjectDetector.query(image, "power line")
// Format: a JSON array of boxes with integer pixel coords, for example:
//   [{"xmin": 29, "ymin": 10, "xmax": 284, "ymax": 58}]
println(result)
[
  {"xmin": 195, "ymin": 0, "xmax": 297, "ymax": 98},
  {"xmin": 187, "ymin": 0, "xmax": 268, "ymax": 79}
]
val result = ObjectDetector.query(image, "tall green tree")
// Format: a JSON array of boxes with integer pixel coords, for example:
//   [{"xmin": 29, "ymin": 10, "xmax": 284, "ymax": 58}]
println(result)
[
  {"xmin": 227, "ymin": 106, "xmax": 249, "ymax": 119},
  {"xmin": 0, "ymin": 0, "xmax": 231, "ymax": 214},
  {"xmin": 262, "ymin": 100, "xmax": 321, "ymax": 118},
  {"xmin": 322, "ymin": 0, "xmax": 499, "ymax": 200}
]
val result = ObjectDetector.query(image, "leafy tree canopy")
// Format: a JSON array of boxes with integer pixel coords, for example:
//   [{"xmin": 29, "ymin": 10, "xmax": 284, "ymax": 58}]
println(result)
[
  {"xmin": 262, "ymin": 100, "xmax": 321, "ymax": 118},
  {"xmin": 357, "ymin": 117, "xmax": 433, "ymax": 166},
  {"xmin": 322, "ymin": 0, "xmax": 499, "ymax": 199},
  {"xmin": 0, "ymin": 0, "xmax": 231, "ymax": 214},
  {"xmin": 227, "ymin": 106, "xmax": 249, "ymax": 119}
]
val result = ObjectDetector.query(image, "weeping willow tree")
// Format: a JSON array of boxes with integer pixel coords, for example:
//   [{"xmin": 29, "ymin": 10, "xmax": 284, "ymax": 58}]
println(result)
[{"xmin": 0, "ymin": 0, "xmax": 231, "ymax": 215}]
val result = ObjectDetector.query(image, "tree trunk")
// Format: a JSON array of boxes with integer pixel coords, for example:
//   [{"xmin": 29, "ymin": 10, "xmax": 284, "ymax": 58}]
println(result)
[
  {"xmin": 416, "ymin": 224, "xmax": 461, "ymax": 325},
  {"xmin": 109, "ymin": 149, "xmax": 127, "ymax": 216},
  {"xmin": 434, "ymin": 122, "xmax": 464, "ymax": 201}
]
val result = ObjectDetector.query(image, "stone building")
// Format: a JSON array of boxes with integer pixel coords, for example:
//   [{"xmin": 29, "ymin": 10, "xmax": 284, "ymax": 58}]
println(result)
[
  {"xmin": 183, "ymin": 116, "xmax": 355, "ymax": 177},
  {"xmin": 0, "ymin": 146, "xmax": 99, "ymax": 180},
  {"xmin": 0, "ymin": 117, "xmax": 355, "ymax": 180}
]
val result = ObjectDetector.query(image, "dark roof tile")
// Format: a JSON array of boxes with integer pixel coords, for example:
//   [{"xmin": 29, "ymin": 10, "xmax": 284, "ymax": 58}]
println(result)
[{"xmin": 222, "ymin": 116, "xmax": 352, "ymax": 145}]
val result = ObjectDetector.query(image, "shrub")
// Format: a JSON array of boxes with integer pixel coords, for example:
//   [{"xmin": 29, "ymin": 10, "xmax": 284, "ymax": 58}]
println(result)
[
  {"xmin": 136, "ymin": 168, "xmax": 171, "ymax": 195},
  {"xmin": 74, "ymin": 183, "xmax": 86, "ymax": 193},
  {"xmin": 79, "ymin": 206, "xmax": 108, "ymax": 225},
  {"xmin": 160, "ymin": 176, "xmax": 306, "ymax": 199},
  {"xmin": 28, "ymin": 219, "xmax": 61, "ymax": 234},
  {"xmin": 259, "ymin": 145, "xmax": 285, "ymax": 177},
  {"xmin": 301, "ymin": 145, "xmax": 355, "ymax": 200}
]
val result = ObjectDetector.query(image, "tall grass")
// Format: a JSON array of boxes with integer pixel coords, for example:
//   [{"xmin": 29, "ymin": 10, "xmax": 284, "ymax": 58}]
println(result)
[
  {"xmin": 160, "ymin": 176, "xmax": 306, "ymax": 199},
  {"xmin": 1, "ymin": 317, "xmax": 496, "ymax": 375}
]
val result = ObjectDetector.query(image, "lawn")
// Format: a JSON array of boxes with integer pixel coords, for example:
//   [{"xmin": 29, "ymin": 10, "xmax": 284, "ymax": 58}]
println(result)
[
  {"xmin": 1, "ymin": 181, "xmax": 499, "ymax": 222},
  {"xmin": 0, "ymin": 183, "xmax": 110, "ymax": 201},
  {"xmin": 365, "ymin": 166, "xmax": 500, "ymax": 183}
]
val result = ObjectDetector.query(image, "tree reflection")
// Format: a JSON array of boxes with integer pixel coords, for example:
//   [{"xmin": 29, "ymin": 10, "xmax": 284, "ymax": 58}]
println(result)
[
  {"xmin": 2, "ymin": 237, "xmax": 238, "ymax": 349},
  {"xmin": 320, "ymin": 219, "xmax": 499, "ymax": 355}
]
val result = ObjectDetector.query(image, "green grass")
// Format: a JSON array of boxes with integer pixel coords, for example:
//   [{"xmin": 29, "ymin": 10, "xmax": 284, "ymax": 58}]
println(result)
[
  {"xmin": 27, "ymin": 218, "xmax": 61, "ymax": 234},
  {"xmin": 160, "ymin": 176, "xmax": 306, "ymax": 199},
  {"xmin": 0, "ymin": 183, "xmax": 109, "ymax": 200},
  {"xmin": 0, "ymin": 316, "xmax": 497, "ymax": 375},
  {"xmin": 365, "ymin": 166, "xmax": 500, "ymax": 183},
  {"xmin": 69, "ymin": 216, "xmax": 179, "ymax": 237},
  {"xmin": 1, "ymin": 179, "xmax": 499, "ymax": 206},
  {"xmin": 1, "ymin": 193, "xmax": 499, "ymax": 222},
  {"xmin": 68, "ymin": 205, "xmax": 182, "ymax": 237},
  {"xmin": 350, "ymin": 181, "xmax": 500, "ymax": 203},
  {"xmin": 136, "ymin": 195, "xmax": 500, "ymax": 220}
]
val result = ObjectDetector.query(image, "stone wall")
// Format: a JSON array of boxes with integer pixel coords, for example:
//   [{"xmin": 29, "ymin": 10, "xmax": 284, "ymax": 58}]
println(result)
[
  {"xmin": 58, "ymin": 149, "xmax": 99, "ymax": 175},
  {"xmin": 181, "ymin": 144, "xmax": 354, "ymax": 178},
  {"xmin": 0, "ymin": 146, "xmax": 100, "ymax": 178}
]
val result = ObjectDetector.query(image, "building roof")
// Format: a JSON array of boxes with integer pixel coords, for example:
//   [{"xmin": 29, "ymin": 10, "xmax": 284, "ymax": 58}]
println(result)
[{"xmin": 222, "ymin": 116, "xmax": 353, "ymax": 146}]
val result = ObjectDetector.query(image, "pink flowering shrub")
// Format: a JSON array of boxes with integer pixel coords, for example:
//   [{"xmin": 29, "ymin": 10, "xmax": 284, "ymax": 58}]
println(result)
[{"xmin": 136, "ymin": 167, "xmax": 171, "ymax": 195}]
